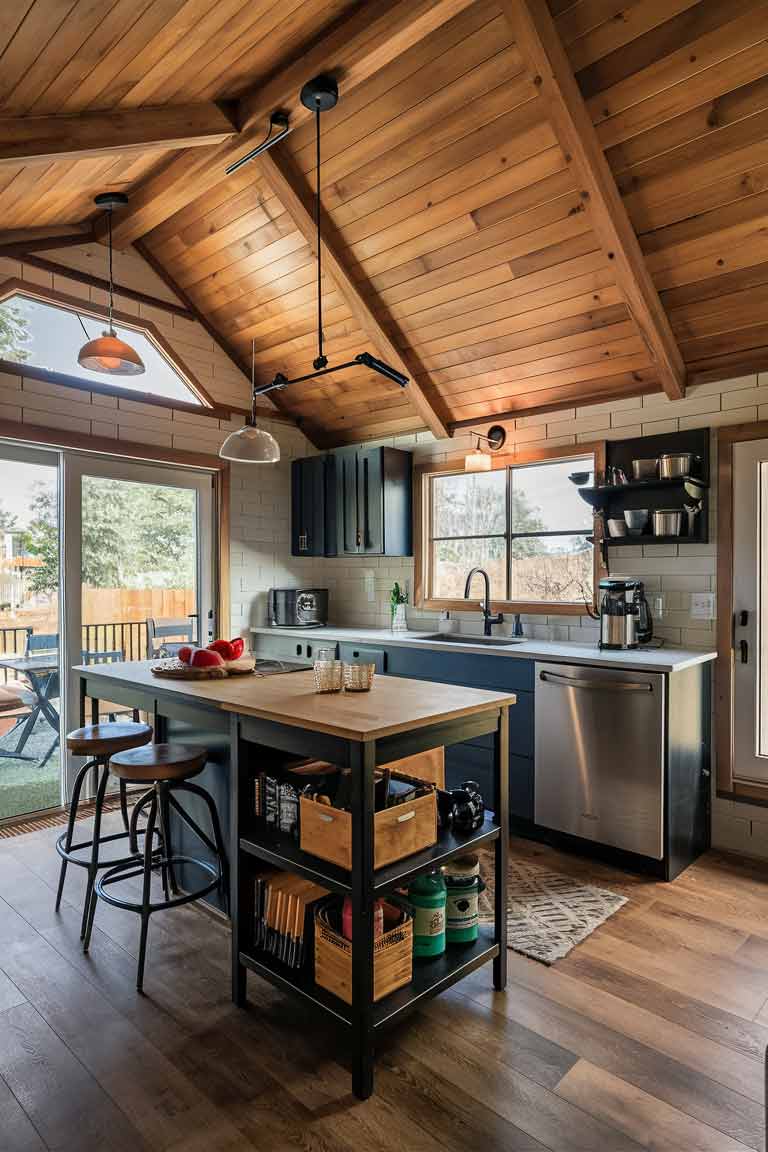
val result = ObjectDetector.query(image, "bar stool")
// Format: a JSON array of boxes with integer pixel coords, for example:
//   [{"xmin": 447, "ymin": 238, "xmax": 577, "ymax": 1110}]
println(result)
[
  {"xmin": 95, "ymin": 744, "xmax": 228, "ymax": 991},
  {"xmin": 56, "ymin": 721, "xmax": 154, "ymax": 942}
]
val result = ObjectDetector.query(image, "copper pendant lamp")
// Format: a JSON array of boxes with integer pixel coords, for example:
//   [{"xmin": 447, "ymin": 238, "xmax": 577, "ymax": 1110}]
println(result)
[{"xmin": 78, "ymin": 192, "xmax": 145, "ymax": 377}]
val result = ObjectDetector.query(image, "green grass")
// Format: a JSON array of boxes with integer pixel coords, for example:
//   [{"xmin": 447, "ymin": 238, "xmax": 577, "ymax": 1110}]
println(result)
[{"xmin": 0, "ymin": 721, "xmax": 60, "ymax": 820}]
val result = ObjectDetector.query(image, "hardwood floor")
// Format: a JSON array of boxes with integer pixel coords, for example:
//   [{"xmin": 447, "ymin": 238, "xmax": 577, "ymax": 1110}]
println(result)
[{"xmin": 0, "ymin": 817, "xmax": 766, "ymax": 1151}]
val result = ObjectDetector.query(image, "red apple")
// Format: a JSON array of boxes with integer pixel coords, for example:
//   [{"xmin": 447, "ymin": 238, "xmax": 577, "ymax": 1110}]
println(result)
[
  {"xmin": 229, "ymin": 636, "xmax": 245, "ymax": 659},
  {"xmin": 207, "ymin": 639, "xmax": 237, "ymax": 661},
  {"xmin": 177, "ymin": 645, "xmax": 197, "ymax": 665},
  {"xmin": 190, "ymin": 648, "xmax": 224, "ymax": 669}
]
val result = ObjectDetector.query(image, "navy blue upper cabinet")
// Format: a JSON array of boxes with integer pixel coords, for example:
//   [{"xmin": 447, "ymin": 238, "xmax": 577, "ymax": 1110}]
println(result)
[
  {"xmin": 290, "ymin": 455, "xmax": 336, "ymax": 557},
  {"xmin": 336, "ymin": 447, "xmax": 412, "ymax": 556}
]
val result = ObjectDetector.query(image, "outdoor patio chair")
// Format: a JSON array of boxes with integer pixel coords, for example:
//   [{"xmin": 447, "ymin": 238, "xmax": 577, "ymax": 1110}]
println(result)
[
  {"xmin": 82, "ymin": 648, "xmax": 140, "ymax": 724},
  {"xmin": 24, "ymin": 631, "xmax": 59, "ymax": 656},
  {"xmin": 146, "ymin": 617, "xmax": 196, "ymax": 658}
]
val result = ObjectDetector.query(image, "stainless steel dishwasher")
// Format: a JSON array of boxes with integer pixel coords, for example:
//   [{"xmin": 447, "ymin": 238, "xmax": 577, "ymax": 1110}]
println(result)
[{"xmin": 534, "ymin": 661, "xmax": 664, "ymax": 859}]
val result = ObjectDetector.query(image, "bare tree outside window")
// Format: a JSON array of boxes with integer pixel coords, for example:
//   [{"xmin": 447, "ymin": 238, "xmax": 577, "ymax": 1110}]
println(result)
[{"xmin": 428, "ymin": 456, "xmax": 594, "ymax": 606}]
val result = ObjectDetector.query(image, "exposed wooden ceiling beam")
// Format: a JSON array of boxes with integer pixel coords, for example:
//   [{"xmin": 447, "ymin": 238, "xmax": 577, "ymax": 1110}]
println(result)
[
  {"xmin": 499, "ymin": 0, "xmax": 686, "ymax": 401},
  {"xmin": 133, "ymin": 237, "xmax": 302, "ymax": 432},
  {"xmin": 0, "ymin": 104, "xmax": 236, "ymax": 167},
  {"xmin": 0, "ymin": 223, "xmax": 93, "ymax": 257},
  {"xmin": 255, "ymin": 147, "xmax": 450, "ymax": 441},
  {"xmin": 105, "ymin": 0, "xmax": 474, "ymax": 247}
]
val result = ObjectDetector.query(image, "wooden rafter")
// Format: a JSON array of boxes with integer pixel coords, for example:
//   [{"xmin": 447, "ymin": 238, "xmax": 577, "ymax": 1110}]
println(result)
[
  {"xmin": 0, "ymin": 104, "xmax": 236, "ymax": 167},
  {"xmin": 499, "ymin": 0, "xmax": 686, "ymax": 401},
  {"xmin": 0, "ymin": 223, "xmax": 93, "ymax": 257},
  {"xmin": 104, "ymin": 0, "xmax": 475, "ymax": 247},
  {"xmin": 133, "ymin": 238, "xmax": 301, "ymax": 432},
  {"xmin": 255, "ymin": 147, "xmax": 450, "ymax": 441}
]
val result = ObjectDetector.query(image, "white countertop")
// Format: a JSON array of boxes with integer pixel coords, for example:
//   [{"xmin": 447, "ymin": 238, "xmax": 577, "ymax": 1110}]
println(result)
[{"xmin": 250, "ymin": 625, "xmax": 716, "ymax": 673}]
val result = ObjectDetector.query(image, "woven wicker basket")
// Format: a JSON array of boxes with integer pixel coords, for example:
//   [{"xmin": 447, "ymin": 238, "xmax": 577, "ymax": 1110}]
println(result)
[{"xmin": 314, "ymin": 901, "xmax": 412, "ymax": 1004}]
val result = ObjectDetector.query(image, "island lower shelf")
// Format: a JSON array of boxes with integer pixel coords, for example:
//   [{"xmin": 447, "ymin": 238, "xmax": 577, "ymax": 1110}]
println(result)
[{"xmin": 239, "ymin": 924, "xmax": 499, "ymax": 1030}]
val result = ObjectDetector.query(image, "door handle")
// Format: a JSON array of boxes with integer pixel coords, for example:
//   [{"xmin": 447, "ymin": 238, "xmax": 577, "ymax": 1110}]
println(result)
[
  {"xmin": 539, "ymin": 671, "xmax": 652, "ymax": 692},
  {"xmin": 740, "ymin": 639, "xmax": 749, "ymax": 664}
]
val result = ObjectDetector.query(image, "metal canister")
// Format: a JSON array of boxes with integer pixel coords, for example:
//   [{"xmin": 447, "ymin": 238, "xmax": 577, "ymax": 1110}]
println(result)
[
  {"xmin": 408, "ymin": 870, "xmax": 446, "ymax": 957},
  {"xmin": 443, "ymin": 855, "xmax": 484, "ymax": 944}
]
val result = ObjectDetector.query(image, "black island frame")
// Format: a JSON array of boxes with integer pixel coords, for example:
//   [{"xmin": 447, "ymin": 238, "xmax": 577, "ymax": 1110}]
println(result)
[{"xmin": 78, "ymin": 668, "xmax": 510, "ymax": 1100}]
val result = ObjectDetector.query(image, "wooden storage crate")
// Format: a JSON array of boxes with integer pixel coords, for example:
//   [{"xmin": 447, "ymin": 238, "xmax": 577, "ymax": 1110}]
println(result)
[
  {"xmin": 386, "ymin": 746, "xmax": 444, "ymax": 788},
  {"xmin": 300, "ymin": 779, "xmax": 437, "ymax": 871},
  {"xmin": 315, "ymin": 902, "xmax": 412, "ymax": 1004}
]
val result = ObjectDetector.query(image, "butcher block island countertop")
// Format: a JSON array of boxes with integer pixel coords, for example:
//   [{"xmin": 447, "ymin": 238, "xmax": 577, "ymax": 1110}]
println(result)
[{"xmin": 74, "ymin": 659, "xmax": 516, "ymax": 741}]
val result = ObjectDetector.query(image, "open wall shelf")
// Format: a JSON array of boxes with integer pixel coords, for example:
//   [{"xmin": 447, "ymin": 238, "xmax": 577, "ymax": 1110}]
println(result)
[{"xmin": 578, "ymin": 429, "xmax": 710, "ymax": 547}]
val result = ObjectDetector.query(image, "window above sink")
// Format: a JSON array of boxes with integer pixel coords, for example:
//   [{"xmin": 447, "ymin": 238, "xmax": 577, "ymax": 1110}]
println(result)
[{"xmin": 415, "ymin": 441, "xmax": 606, "ymax": 618}]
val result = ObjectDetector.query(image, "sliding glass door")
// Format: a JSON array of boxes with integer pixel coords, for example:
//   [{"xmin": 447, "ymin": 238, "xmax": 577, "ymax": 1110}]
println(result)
[
  {"xmin": 0, "ymin": 444, "xmax": 217, "ymax": 821},
  {"xmin": 0, "ymin": 444, "xmax": 61, "ymax": 821},
  {"xmin": 62, "ymin": 454, "xmax": 215, "ymax": 799}
]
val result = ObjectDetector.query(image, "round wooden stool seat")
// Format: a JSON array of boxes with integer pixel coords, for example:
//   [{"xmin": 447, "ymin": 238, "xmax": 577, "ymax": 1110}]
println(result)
[
  {"xmin": 66, "ymin": 721, "xmax": 153, "ymax": 757},
  {"xmin": 109, "ymin": 743, "xmax": 206, "ymax": 783}
]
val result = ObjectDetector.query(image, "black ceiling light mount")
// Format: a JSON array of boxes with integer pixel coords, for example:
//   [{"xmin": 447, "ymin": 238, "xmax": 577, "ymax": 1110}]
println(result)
[
  {"xmin": 225, "ymin": 111, "xmax": 292, "ymax": 175},
  {"xmin": 223, "ymin": 73, "xmax": 409, "ymax": 398}
]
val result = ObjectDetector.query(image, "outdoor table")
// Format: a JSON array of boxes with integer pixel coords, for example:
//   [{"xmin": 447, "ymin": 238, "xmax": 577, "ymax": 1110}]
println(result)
[{"xmin": 0, "ymin": 653, "xmax": 59, "ymax": 765}]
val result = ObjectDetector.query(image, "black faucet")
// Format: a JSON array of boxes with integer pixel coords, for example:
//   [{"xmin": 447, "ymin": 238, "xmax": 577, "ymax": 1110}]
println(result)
[{"xmin": 464, "ymin": 567, "xmax": 504, "ymax": 637}]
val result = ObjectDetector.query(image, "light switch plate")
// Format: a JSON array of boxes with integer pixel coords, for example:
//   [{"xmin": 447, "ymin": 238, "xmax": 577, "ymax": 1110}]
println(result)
[{"xmin": 690, "ymin": 592, "xmax": 715, "ymax": 620}]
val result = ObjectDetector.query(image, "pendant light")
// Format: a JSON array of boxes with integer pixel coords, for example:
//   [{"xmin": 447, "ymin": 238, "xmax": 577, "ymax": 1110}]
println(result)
[
  {"xmin": 219, "ymin": 340, "xmax": 280, "ymax": 463},
  {"xmin": 464, "ymin": 425, "xmax": 507, "ymax": 473},
  {"xmin": 224, "ymin": 76, "xmax": 408, "ymax": 398},
  {"xmin": 78, "ymin": 193, "xmax": 145, "ymax": 376}
]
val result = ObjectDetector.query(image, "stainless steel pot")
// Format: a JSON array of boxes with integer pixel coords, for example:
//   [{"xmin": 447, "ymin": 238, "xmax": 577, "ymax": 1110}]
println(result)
[
  {"xmin": 658, "ymin": 452, "xmax": 698, "ymax": 478},
  {"xmin": 631, "ymin": 458, "xmax": 658, "ymax": 480},
  {"xmin": 652, "ymin": 508, "xmax": 682, "ymax": 536}
]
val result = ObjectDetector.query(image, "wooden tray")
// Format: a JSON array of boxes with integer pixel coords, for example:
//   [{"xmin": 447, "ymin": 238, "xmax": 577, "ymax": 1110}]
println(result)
[{"xmin": 151, "ymin": 656, "xmax": 255, "ymax": 680}]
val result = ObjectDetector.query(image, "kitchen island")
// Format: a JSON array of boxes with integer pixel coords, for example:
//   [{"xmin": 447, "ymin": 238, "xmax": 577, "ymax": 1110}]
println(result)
[{"xmin": 75, "ymin": 660, "xmax": 515, "ymax": 1099}]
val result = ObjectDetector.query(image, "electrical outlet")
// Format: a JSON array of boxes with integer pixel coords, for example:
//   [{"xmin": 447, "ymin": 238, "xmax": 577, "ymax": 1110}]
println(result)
[
  {"xmin": 690, "ymin": 592, "xmax": 715, "ymax": 620},
  {"xmin": 363, "ymin": 569, "xmax": 375, "ymax": 603}
]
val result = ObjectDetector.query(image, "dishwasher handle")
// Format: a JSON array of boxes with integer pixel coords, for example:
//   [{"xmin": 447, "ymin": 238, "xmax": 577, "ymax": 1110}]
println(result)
[{"xmin": 539, "ymin": 670, "xmax": 653, "ymax": 692}]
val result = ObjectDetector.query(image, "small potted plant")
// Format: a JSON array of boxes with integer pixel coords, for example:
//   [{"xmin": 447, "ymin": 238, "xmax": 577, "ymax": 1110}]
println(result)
[{"xmin": 390, "ymin": 581, "xmax": 408, "ymax": 632}]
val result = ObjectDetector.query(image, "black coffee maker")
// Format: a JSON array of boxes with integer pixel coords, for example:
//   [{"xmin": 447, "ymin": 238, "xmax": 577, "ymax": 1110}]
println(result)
[{"xmin": 595, "ymin": 578, "xmax": 653, "ymax": 649}]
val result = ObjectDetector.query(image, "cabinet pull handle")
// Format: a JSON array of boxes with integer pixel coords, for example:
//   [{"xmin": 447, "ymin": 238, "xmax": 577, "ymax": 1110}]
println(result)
[
  {"xmin": 299, "ymin": 532, "xmax": 308, "ymax": 551},
  {"xmin": 356, "ymin": 529, "xmax": 362, "ymax": 548},
  {"xmin": 319, "ymin": 813, "xmax": 335, "ymax": 823},
  {"xmin": 396, "ymin": 810, "xmax": 416, "ymax": 824}
]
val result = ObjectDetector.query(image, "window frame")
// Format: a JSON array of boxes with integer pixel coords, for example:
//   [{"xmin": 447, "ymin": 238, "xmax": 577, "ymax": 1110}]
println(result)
[
  {"xmin": 415, "ymin": 440, "xmax": 606, "ymax": 616},
  {"xmin": 0, "ymin": 277, "xmax": 223, "ymax": 417}
]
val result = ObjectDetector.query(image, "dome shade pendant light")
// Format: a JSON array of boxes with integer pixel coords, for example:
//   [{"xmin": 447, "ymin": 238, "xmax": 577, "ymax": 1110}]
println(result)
[
  {"xmin": 77, "ymin": 192, "xmax": 145, "ymax": 377},
  {"xmin": 228, "ymin": 75, "xmax": 408, "ymax": 397},
  {"xmin": 219, "ymin": 339, "xmax": 280, "ymax": 463}
]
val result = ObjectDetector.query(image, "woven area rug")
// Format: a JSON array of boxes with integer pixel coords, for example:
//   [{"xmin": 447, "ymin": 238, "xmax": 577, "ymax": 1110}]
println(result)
[{"xmin": 479, "ymin": 854, "xmax": 627, "ymax": 965}]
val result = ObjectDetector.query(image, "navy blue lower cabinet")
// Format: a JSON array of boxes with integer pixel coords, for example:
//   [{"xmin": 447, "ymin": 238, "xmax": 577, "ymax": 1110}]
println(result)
[
  {"xmin": 508, "ymin": 754, "xmax": 534, "ymax": 823},
  {"xmin": 382, "ymin": 645, "xmax": 534, "ymax": 821}
]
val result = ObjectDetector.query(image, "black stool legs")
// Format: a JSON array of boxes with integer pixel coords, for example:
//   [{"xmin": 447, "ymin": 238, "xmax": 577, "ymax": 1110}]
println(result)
[
  {"xmin": 56, "ymin": 764, "xmax": 158, "ymax": 947},
  {"xmin": 96, "ymin": 778, "xmax": 228, "ymax": 991}
]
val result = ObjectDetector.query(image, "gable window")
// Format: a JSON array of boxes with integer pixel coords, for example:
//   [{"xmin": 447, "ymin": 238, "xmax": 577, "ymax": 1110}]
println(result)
[
  {"xmin": 420, "ymin": 449, "xmax": 601, "ymax": 613},
  {"xmin": 0, "ymin": 285, "xmax": 211, "ymax": 408}
]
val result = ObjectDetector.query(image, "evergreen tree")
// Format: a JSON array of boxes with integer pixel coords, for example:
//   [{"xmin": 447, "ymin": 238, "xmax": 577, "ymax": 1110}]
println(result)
[{"xmin": 0, "ymin": 301, "xmax": 30, "ymax": 362}]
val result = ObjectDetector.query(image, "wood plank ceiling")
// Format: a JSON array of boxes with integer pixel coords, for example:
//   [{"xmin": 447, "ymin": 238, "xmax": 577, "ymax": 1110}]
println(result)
[{"xmin": 2, "ymin": 0, "xmax": 768, "ymax": 445}]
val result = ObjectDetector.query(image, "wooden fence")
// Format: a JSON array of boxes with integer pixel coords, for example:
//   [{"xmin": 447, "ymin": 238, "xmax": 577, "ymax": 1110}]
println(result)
[{"xmin": 81, "ymin": 587, "xmax": 196, "ymax": 625}]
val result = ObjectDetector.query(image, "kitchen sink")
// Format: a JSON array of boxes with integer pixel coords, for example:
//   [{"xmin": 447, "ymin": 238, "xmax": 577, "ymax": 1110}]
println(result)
[{"xmin": 419, "ymin": 634, "xmax": 525, "ymax": 646}]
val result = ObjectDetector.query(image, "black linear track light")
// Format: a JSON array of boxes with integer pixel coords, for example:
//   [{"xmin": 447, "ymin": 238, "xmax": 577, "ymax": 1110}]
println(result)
[
  {"xmin": 354, "ymin": 352, "xmax": 408, "ymax": 387},
  {"xmin": 224, "ymin": 74, "xmax": 410, "ymax": 399}
]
